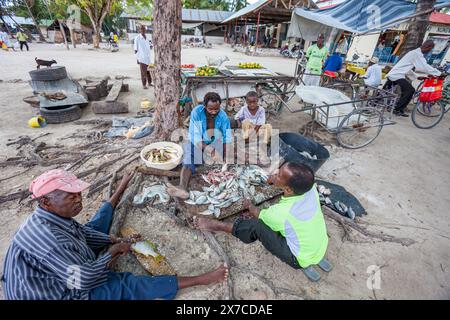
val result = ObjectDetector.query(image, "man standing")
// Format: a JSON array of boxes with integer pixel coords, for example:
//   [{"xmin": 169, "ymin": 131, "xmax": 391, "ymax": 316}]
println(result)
[
  {"xmin": 134, "ymin": 25, "xmax": 152, "ymax": 89},
  {"xmin": 303, "ymin": 34, "xmax": 328, "ymax": 86},
  {"xmin": 384, "ymin": 40, "xmax": 441, "ymax": 117},
  {"xmin": 2, "ymin": 169, "xmax": 228, "ymax": 300},
  {"xmin": 361, "ymin": 57, "xmax": 382, "ymax": 87},
  {"xmin": 16, "ymin": 30, "xmax": 29, "ymax": 51}
]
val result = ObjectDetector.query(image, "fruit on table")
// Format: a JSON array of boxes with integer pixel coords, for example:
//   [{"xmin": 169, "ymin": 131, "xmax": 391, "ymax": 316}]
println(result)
[
  {"xmin": 238, "ymin": 62, "xmax": 262, "ymax": 69},
  {"xmin": 196, "ymin": 65, "xmax": 218, "ymax": 76},
  {"xmin": 181, "ymin": 64, "xmax": 195, "ymax": 68}
]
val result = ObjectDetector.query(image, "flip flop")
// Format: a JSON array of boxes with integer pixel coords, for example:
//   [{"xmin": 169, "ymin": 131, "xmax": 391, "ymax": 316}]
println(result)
[
  {"xmin": 318, "ymin": 258, "xmax": 333, "ymax": 273},
  {"xmin": 302, "ymin": 265, "xmax": 321, "ymax": 282}
]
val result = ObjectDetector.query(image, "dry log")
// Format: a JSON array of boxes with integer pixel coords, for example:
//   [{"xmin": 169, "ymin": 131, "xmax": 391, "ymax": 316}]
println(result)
[
  {"xmin": 109, "ymin": 173, "xmax": 143, "ymax": 236},
  {"xmin": 137, "ymin": 166, "xmax": 181, "ymax": 177}
]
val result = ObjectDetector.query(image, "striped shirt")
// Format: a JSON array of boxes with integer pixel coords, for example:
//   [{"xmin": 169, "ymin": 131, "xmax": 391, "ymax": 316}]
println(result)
[{"xmin": 2, "ymin": 205, "xmax": 113, "ymax": 300}]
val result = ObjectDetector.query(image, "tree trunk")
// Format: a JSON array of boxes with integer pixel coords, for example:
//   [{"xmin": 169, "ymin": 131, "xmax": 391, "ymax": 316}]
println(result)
[
  {"xmin": 69, "ymin": 28, "xmax": 77, "ymax": 48},
  {"xmin": 92, "ymin": 29, "xmax": 101, "ymax": 48},
  {"xmin": 23, "ymin": 0, "xmax": 46, "ymax": 42},
  {"xmin": 59, "ymin": 21, "xmax": 69, "ymax": 50},
  {"xmin": 400, "ymin": 0, "xmax": 436, "ymax": 58},
  {"xmin": 152, "ymin": 0, "xmax": 182, "ymax": 140}
]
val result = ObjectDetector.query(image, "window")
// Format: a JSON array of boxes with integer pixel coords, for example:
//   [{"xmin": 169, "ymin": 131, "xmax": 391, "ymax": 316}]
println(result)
[
  {"xmin": 221, "ymin": 25, "xmax": 227, "ymax": 32},
  {"xmin": 235, "ymin": 26, "xmax": 241, "ymax": 32}
]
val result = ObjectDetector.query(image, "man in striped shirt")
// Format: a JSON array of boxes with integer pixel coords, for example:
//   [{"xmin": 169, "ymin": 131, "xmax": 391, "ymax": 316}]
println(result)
[{"xmin": 1, "ymin": 169, "xmax": 228, "ymax": 300}]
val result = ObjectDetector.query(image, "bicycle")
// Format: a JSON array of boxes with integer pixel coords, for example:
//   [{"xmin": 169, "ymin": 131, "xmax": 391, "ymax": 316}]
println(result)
[{"xmin": 411, "ymin": 73, "xmax": 448, "ymax": 129}]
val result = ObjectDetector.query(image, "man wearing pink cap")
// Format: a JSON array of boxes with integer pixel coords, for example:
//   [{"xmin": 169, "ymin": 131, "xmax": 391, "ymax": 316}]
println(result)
[{"xmin": 1, "ymin": 169, "xmax": 228, "ymax": 300}]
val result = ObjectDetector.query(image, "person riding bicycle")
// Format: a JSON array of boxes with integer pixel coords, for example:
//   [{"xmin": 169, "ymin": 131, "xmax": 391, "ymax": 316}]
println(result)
[{"xmin": 383, "ymin": 40, "xmax": 441, "ymax": 117}]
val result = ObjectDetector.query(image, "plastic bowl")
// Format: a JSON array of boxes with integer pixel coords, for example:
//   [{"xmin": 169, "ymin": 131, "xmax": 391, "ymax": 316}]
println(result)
[{"xmin": 140, "ymin": 142, "xmax": 183, "ymax": 171}]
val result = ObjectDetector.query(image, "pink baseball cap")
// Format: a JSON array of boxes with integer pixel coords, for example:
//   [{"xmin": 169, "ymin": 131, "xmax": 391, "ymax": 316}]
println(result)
[{"xmin": 29, "ymin": 169, "xmax": 91, "ymax": 199}]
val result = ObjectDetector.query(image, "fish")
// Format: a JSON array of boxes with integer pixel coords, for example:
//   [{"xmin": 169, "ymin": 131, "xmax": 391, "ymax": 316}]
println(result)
[
  {"xmin": 216, "ymin": 191, "xmax": 228, "ymax": 200},
  {"xmin": 226, "ymin": 178, "xmax": 234, "ymax": 189},
  {"xmin": 214, "ymin": 207, "xmax": 221, "ymax": 218},
  {"xmin": 206, "ymin": 196, "xmax": 219, "ymax": 205},
  {"xmin": 217, "ymin": 199, "xmax": 233, "ymax": 208},
  {"xmin": 199, "ymin": 210, "xmax": 213, "ymax": 215},
  {"xmin": 195, "ymin": 195, "xmax": 208, "ymax": 205},
  {"xmin": 318, "ymin": 193, "xmax": 326, "ymax": 202},
  {"xmin": 132, "ymin": 240, "xmax": 160, "ymax": 258},
  {"xmin": 347, "ymin": 207, "xmax": 356, "ymax": 220},
  {"xmin": 340, "ymin": 202, "xmax": 348, "ymax": 213},
  {"xmin": 299, "ymin": 151, "xmax": 317, "ymax": 160},
  {"xmin": 185, "ymin": 199, "xmax": 196, "ymax": 205},
  {"xmin": 324, "ymin": 197, "xmax": 332, "ymax": 205},
  {"xmin": 192, "ymin": 190, "xmax": 205, "ymax": 198},
  {"xmin": 334, "ymin": 201, "xmax": 344, "ymax": 213}
]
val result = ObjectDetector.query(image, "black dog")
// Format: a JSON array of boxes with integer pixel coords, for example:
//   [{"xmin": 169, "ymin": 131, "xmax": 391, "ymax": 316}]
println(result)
[{"xmin": 35, "ymin": 57, "xmax": 57, "ymax": 69}]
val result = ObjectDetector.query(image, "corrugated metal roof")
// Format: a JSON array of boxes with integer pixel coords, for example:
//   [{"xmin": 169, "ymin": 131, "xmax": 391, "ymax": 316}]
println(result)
[
  {"xmin": 120, "ymin": 8, "xmax": 232, "ymax": 23},
  {"xmin": 1, "ymin": 15, "xmax": 34, "ymax": 26},
  {"xmin": 222, "ymin": 0, "xmax": 271, "ymax": 23},
  {"xmin": 292, "ymin": 0, "xmax": 450, "ymax": 33},
  {"xmin": 182, "ymin": 9, "xmax": 232, "ymax": 23}
]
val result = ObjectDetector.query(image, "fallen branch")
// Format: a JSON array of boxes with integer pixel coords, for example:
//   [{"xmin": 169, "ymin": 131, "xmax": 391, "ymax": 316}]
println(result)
[
  {"xmin": 201, "ymin": 231, "xmax": 235, "ymax": 300},
  {"xmin": 0, "ymin": 190, "xmax": 31, "ymax": 204},
  {"xmin": 108, "ymin": 171, "xmax": 118, "ymax": 198},
  {"xmin": 74, "ymin": 119, "xmax": 113, "ymax": 126},
  {"xmin": 0, "ymin": 168, "xmax": 32, "ymax": 182},
  {"xmin": 323, "ymin": 207, "xmax": 415, "ymax": 246},
  {"xmin": 77, "ymin": 153, "xmax": 129, "ymax": 179}
]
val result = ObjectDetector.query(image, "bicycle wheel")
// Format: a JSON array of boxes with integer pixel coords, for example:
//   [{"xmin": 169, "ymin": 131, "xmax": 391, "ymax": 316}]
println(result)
[
  {"xmin": 411, "ymin": 101, "xmax": 444, "ymax": 129},
  {"xmin": 337, "ymin": 107, "xmax": 384, "ymax": 149}
]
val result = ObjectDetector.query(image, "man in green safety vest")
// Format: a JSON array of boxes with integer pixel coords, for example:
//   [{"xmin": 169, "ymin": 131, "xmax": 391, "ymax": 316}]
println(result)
[{"xmin": 192, "ymin": 162, "xmax": 329, "ymax": 270}]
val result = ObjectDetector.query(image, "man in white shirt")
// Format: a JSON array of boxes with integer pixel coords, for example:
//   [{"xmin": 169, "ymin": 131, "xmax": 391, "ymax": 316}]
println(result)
[
  {"xmin": 384, "ymin": 40, "xmax": 441, "ymax": 117},
  {"xmin": 134, "ymin": 25, "xmax": 152, "ymax": 89},
  {"xmin": 362, "ymin": 57, "xmax": 382, "ymax": 87}
]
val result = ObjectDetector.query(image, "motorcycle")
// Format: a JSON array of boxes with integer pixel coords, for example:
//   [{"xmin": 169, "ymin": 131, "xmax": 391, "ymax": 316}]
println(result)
[{"xmin": 280, "ymin": 44, "xmax": 302, "ymax": 59}]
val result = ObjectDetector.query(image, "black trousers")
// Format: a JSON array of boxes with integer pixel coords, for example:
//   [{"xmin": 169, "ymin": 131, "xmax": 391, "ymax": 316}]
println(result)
[
  {"xmin": 19, "ymin": 41, "xmax": 28, "ymax": 51},
  {"xmin": 232, "ymin": 218, "xmax": 300, "ymax": 269},
  {"xmin": 383, "ymin": 78, "xmax": 415, "ymax": 112}
]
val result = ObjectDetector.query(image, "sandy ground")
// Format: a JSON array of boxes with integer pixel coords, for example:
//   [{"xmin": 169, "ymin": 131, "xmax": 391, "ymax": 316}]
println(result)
[{"xmin": 0, "ymin": 43, "xmax": 449, "ymax": 300}]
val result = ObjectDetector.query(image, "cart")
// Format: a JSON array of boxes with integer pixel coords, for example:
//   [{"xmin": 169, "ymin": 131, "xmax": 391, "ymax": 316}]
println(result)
[
  {"xmin": 282, "ymin": 82, "xmax": 398, "ymax": 149},
  {"xmin": 180, "ymin": 65, "xmax": 298, "ymax": 116}
]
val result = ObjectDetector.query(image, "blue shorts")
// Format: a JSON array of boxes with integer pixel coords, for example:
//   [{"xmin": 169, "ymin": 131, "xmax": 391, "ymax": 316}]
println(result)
[{"xmin": 90, "ymin": 271, "xmax": 178, "ymax": 300}]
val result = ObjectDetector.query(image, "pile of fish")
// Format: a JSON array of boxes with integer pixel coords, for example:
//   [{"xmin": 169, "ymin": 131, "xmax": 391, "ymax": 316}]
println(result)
[
  {"xmin": 316, "ymin": 184, "xmax": 356, "ymax": 220},
  {"xmin": 145, "ymin": 146, "xmax": 179, "ymax": 163},
  {"xmin": 133, "ymin": 184, "xmax": 170, "ymax": 205},
  {"xmin": 185, "ymin": 165, "xmax": 268, "ymax": 217}
]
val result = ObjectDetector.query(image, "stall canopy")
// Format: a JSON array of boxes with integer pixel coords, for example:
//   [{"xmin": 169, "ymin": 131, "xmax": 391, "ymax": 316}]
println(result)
[
  {"xmin": 222, "ymin": 0, "xmax": 316, "ymax": 25},
  {"xmin": 288, "ymin": 0, "xmax": 450, "ymax": 40}
]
